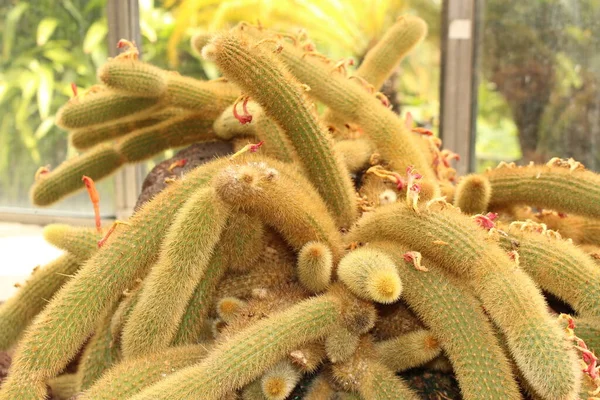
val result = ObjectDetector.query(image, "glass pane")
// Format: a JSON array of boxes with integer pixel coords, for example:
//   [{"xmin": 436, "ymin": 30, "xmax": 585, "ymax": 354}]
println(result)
[
  {"xmin": 0, "ymin": 0, "xmax": 114, "ymax": 216},
  {"xmin": 476, "ymin": 1, "xmax": 600, "ymax": 172}
]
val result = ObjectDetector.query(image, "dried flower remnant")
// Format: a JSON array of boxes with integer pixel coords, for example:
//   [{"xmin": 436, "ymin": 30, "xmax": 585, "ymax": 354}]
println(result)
[
  {"xmin": 97, "ymin": 221, "xmax": 131, "ymax": 248},
  {"xmin": 233, "ymin": 95, "xmax": 253, "ymax": 125},
  {"xmin": 472, "ymin": 212, "xmax": 498, "ymax": 231},
  {"xmin": 229, "ymin": 141, "xmax": 265, "ymax": 160},
  {"xmin": 82, "ymin": 176, "xmax": 102, "ymax": 233},
  {"xmin": 34, "ymin": 165, "xmax": 51, "ymax": 181},
  {"xmin": 168, "ymin": 159, "xmax": 188, "ymax": 172},
  {"xmin": 403, "ymin": 251, "xmax": 428, "ymax": 272}
]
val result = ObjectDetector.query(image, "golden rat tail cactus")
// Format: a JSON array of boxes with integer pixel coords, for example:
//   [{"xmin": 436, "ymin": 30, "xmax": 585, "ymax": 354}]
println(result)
[{"xmin": 2, "ymin": 14, "xmax": 599, "ymax": 400}]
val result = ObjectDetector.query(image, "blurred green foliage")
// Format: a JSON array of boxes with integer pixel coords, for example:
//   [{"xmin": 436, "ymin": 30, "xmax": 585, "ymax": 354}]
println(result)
[{"xmin": 0, "ymin": 0, "xmax": 113, "ymax": 211}]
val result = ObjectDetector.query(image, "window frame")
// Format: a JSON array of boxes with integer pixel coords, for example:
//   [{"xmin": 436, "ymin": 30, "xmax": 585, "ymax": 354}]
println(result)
[{"xmin": 439, "ymin": 0, "xmax": 478, "ymax": 175}]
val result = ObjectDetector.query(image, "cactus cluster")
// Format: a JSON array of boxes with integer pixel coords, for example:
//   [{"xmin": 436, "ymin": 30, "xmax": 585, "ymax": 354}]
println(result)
[{"xmin": 2, "ymin": 15, "xmax": 600, "ymax": 400}]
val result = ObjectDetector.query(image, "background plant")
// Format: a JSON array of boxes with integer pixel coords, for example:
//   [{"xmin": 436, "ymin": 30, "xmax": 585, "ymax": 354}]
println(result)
[{"xmin": 0, "ymin": 0, "xmax": 112, "ymax": 208}]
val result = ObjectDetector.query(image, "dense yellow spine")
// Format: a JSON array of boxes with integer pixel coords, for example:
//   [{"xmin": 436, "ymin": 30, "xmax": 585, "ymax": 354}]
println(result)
[
  {"xmin": 486, "ymin": 163, "xmax": 600, "ymax": 218},
  {"xmin": 355, "ymin": 16, "xmax": 427, "ymax": 89},
  {"xmin": 128, "ymin": 293, "xmax": 344, "ymax": 400},
  {"xmin": 0, "ymin": 254, "xmax": 80, "ymax": 351},
  {"xmin": 236, "ymin": 24, "xmax": 436, "ymax": 187},
  {"xmin": 351, "ymin": 206, "xmax": 580, "ymax": 399},
  {"xmin": 122, "ymin": 187, "xmax": 230, "ymax": 358},
  {"xmin": 203, "ymin": 32, "xmax": 357, "ymax": 227}
]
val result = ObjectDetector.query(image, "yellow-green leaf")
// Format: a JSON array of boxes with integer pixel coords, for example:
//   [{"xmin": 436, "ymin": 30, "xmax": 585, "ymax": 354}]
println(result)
[
  {"xmin": 83, "ymin": 20, "xmax": 108, "ymax": 54},
  {"xmin": 44, "ymin": 48, "xmax": 73, "ymax": 64},
  {"xmin": 37, "ymin": 66, "xmax": 54, "ymax": 119},
  {"xmin": 37, "ymin": 18, "xmax": 59, "ymax": 46},
  {"xmin": 140, "ymin": 19, "xmax": 157, "ymax": 43},
  {"xmin": 34, "ymin": 116, "xmax": 56, "ymax": 140}
]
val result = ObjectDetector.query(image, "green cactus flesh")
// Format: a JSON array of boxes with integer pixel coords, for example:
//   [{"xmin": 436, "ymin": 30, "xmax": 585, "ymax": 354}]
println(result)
[
  {"xmin": 205, "ymin": 32, "xmax": 358, "ymax": 227},
  {"xmin": 373, "ymin": 242, "xmax": 521, "ymax": 399},
  {"xmin": 30, "ymin": 143, "xmax": 124, "ymax": 206},
  {"xmin": 80, "ymin": 344, "xmax": 211, "ymax": 399},
  {"xmin": 0, "ymin": 159, "xmax": 230, "ymax": 398},
  {"xmin": 56, "ymin": 91, "xmax": 160, "ymax": 129}
]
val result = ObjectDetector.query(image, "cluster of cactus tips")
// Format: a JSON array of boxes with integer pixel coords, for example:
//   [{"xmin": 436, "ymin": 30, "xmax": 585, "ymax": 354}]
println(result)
[{"xmin": 2, "ymin": 15, "xmax": 600, "ymax": 400}]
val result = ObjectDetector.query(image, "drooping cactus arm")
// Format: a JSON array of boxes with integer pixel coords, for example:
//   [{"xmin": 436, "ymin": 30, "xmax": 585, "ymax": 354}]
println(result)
[
  {"xmin": 56, "ymin": 90, "xmax": 161, "ymax": 130},
  {"xmin": 324, "ymin": 326, "xmax": 360, "ymax": 363},
  {"xmin": 172, "ymin": 249, "xmax": 226, "ymax": 346},
  {"xmin": 69, "ymin": 109, "xmax": 173, "ymax": 150},
  {"xmin": 453, "ymin": 174, "xmax": 491, "ymax": 214},
  {"xmin": 234, "ymin": 24, "xmax": 436, "ymax": 184},
  {"xmin": 317, "ymin": 15, "xmax": 427, "ymax": 134},
  {"xmin": 115, "ymin": 112, "xmax": 217, "ymax": 162},
  {"xmin": 220, "ymin": 214, "xmax": 266, "ymax": 272},
  {"xmin": 109, "ymin": 286, "xmax": 141, "ymax": 348},
  {"xmin": 350, "ymin": 203, "xmax": 581, "ymax": 399},
  {"xmin": 297, "ymin": 241, "xmax": 334, "ymax": 293},
  {"xmin": 31, "ymin": 112, "xmax": 218, "ymax": 206},
  {"xmin": 42, "ymin": 224, "xmax": 103, "ymax": 260},
  {"xmin": 498, "ymin": 224, "xmax": 600, "ymax": 318},
  {"xmin": 203, "ymin": 32, "xmax": 358, "ymax": 227},
  {"xmin": 30, "ymin": 143, "xmax": 125, "ymax": 206},
  {"xmin": 0, "ymin": 159, "xmax": 231, "ymax": 399},
  {"xmin": 127, "ymin": 291, "xmax": 347, "ymax": 400},
  {"xmin": 98, "ymin": 58, "xmax": 240, "ymax": 115},
  {"xmin": 213, "ymin": 161, "xmax": 344, "ymax": 262},
  {"xmin": 375, "ymin": 329, "xmax": 442, "ymax": 372},
  {"xmin": 80, "ymin": 344, "xmax": 212, "ymax": 400},
  {"xmin": 485, "ymin": 162, "xmax": 600, "ymax": 218},
  {"xmin": 371, "ymin": 241, "xmax": 520, "ymax": 399},
  {"xmin": 76, "ymin": 302, "xmax": 121, "ymax": 391},
  {"xmin": 354, "ymin": 15, "xmax": 428, "ymax": 90},
  {"xmin": 121, "ymin": 187, "xmax": 230, "ymax": 358}
]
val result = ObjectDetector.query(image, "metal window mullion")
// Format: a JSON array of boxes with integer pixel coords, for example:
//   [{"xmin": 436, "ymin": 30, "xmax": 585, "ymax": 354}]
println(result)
[
  {"xmin": 107, "ymin": 0, "xmax": 144, "ymax": 219},
  {"xmin": 439, "ymin": 0, "xmax": 478, "ymax": 175}
]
